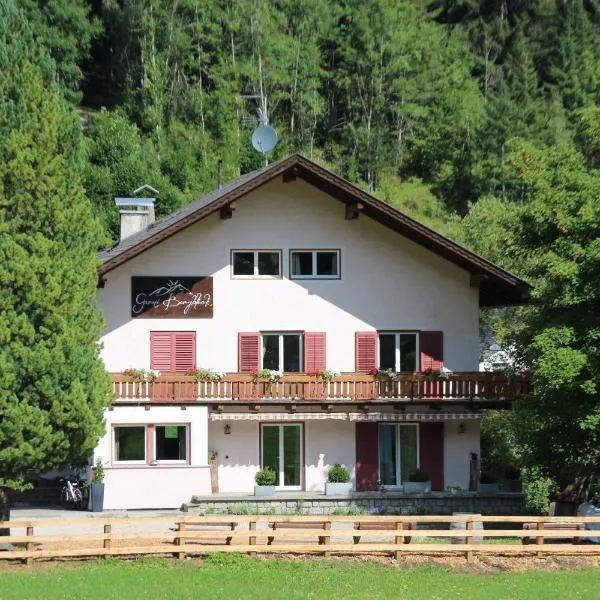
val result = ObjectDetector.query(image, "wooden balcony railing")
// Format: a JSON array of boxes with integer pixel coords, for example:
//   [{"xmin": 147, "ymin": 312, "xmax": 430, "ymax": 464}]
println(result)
[{"xmin": 110, "ymin": 372, "xmax": 530, "ymax": 404}]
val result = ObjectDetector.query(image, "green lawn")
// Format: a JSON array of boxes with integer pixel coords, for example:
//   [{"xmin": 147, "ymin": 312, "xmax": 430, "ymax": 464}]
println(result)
[{"xmin": 0, "ymin": 555, "xmax": 598, "ymax": 600}]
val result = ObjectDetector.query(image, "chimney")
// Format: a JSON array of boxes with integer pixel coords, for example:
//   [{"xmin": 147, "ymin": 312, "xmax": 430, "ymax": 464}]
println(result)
[
  {"xmin": 114, "ymin": 197, "xmax": 156, "ymax": 241},
  {"xmin": 114, "ymin": 184, "xmax": 158, "ymax": 241}
]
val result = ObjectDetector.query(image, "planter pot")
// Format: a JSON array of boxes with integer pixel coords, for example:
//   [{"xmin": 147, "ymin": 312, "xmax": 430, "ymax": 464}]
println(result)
[
  {"xmin": 91, "ymin": 483, "xmax": 105, "ymax": 513},
  {"xmin": 254, "ymin": 485, "xmax": 276, "ymax": 497},
  {"xmin": 325, "ymin": 482, "xmax": 353, "ymax": 496},
  {"xmin": 478, "ymin": 483, "xmax": 500, "ymax": 494},
  {"xmin": 403, "ymin": 481, "xmax": 431, "ymax": 494}
]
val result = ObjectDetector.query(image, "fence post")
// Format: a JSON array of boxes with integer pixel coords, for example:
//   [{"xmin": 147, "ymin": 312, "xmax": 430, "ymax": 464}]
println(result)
[
  {"xmin": 536, "ymin": 522, "xmax": 544, "ymax": 557},
  {"xmin": 465, "ymin": 520, "xmax": 473, "ymax": 562},
  {"xmin": 104, "ymin": 524, "xmax": 112, "ymax": 554},
  {"xmin": 249, "ymin": 520, "xmax": 257, "ymax": 555},
  {"xmin": 395, "ymin": 521, "xmax": 404, "ymax": 561},
  {"xmin": 176, "ymin": 522, "xmax": 186, "ymax": 561},
  {"xmin": 323, "ymin": 521, "xmax": 331, "ymax": 557},
  {"xmin": 25, "ymin": 525, "xmax": 34, "ymax": 567}
]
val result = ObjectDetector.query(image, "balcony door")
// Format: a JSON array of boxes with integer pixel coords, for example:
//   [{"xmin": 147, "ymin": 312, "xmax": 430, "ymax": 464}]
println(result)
[
  {"xmin": 261, "ymin": 424, "xmax": 303, "ymax": 490},
  {"xmin": 378, "ymin": 424, "xmax": 418, "ymax": 488}
]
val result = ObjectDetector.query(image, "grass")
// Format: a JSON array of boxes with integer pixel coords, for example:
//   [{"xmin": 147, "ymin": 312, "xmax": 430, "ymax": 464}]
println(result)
[{"xmin": 0, "ymin": 555, "xmax": 598, "ymax": 600}]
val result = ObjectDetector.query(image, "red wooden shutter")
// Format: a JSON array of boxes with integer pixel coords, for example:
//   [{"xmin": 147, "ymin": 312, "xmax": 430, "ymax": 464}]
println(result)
[
  {"xmin": 150, "ymin": 332, "xmax": 174, "ymax": 371},
  {"xmin": 174, "ymin": 332, "xmax": 196, "ymax": 372},
  {"xmin": 419, "ymin": 331, "xmax": 444, "ymax": 371},
  {"xmin": 238, "ymin": 333, "xmax": 260, "ymax": 372},
  {"xmin": 419, "ymin": 422, "xmax": 444, "ymax": 491},
  {"xmin": 355, "ymin": 332, "xmax": 378, "ymax": 373},
  {"xmin": 304, "ymin": 332, "xmax": 326, "ymax": 373},
  {"xmin": 356, "ymin": 422, "xmax": 379, "ymax": 491}
]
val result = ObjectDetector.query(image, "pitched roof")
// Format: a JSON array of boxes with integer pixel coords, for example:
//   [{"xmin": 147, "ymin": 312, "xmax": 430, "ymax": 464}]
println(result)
[{"xmin": 99, "ymin": 154, "xmax": 531, "ymax": 307}]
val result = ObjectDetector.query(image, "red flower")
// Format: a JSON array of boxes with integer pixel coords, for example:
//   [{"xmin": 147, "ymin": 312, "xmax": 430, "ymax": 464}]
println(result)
[{"xmin": 368, "ymin": 368, "xmax": 378, "ymax": 375}]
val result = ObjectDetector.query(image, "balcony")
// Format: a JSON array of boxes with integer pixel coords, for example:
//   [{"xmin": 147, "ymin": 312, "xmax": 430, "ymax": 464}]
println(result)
[{"xmin": 110, "ymin": 372, "xmax": 530, "ymax": 407}]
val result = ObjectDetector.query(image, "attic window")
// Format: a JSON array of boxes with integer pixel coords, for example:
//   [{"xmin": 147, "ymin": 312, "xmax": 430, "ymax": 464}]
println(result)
[
  {"xmin": 232, "ymin": 250, "xmax": 281, "ymax": 278},
  {"xmin": 290, "ymin": 250, "xmax": 340, "ymax": 279}
]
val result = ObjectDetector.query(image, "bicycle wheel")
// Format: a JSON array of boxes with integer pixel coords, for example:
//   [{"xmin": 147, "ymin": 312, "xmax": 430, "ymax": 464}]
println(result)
[{"xmin": 60, "ymin": 487, "xmax": 82, "ymax": 510}]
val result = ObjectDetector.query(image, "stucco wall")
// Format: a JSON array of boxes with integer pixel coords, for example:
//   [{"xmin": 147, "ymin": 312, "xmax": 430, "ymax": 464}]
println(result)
[
  {"xmin": 208, "ymin": 418, "xmax": 476, "ymax": 494},
  {"xmin": 444, "ymin": 420, "xmax": 480, "ymax": 490},
  {"xmin": 96, "ymin": 406, "xmax": 211, "ymax": 509},
  {"xmin": 98, "ymin": 177, "xmax": 479, "ymax": 374}
]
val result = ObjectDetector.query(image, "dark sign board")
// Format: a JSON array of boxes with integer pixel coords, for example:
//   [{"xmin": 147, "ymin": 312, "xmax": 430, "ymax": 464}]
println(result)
[{"xmin": 131, "ymin": 276, "xmax": 213, "ymax": 318}]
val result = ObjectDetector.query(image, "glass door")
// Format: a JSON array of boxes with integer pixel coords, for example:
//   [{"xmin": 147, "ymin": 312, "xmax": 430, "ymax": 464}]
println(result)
[
  {"xmin": 261, "ymin": 424, "xmax": 302, "ymax": 489},
  {"xmin": 378, "ymin": 424, "xmax": 418, "ymax": 488}
]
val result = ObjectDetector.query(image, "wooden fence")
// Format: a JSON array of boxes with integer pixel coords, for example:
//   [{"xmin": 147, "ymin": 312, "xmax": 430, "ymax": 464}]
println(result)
[{"xmin": 2, "ymin": 515, "xmax": 600, "ymax": 565}]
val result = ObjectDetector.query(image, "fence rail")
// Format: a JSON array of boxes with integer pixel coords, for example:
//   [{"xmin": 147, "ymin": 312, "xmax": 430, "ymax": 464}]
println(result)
[
  {"xmin": 111, "ymin": 372, "xmax": 531, "ymax": 404},
  {"xmin": 1, "ymin": 514, "xmax": 598, "ymax": 565}
]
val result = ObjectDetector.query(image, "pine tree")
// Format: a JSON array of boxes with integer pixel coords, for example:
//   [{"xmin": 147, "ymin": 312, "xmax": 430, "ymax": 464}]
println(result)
[{"xmin": 0, "ymin": 0, "xmax": 111, "ymax": 520}]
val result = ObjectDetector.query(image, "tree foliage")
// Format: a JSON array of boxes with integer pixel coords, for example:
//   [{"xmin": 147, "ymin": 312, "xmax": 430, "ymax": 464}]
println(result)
[{"xmin": 0, "ymin": 0, "xmax": 110, "ymax": 492}]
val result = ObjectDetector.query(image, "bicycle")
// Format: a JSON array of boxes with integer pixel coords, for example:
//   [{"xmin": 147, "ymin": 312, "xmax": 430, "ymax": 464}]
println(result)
[{"xmin": 59, "ymin": 477, "xmax": 84, "ymax": 510}]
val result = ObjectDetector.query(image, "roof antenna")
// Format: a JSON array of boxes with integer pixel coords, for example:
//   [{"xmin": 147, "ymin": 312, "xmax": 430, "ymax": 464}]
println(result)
[{"xmin": 241, "ymin": 94, "xmax": 278, "ymax": 166}]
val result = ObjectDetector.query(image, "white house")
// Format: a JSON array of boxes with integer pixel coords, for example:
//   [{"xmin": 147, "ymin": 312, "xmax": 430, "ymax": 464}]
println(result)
[{"xmin": 95, "ymin": 155, "xmax": 530, "ymax": 509}]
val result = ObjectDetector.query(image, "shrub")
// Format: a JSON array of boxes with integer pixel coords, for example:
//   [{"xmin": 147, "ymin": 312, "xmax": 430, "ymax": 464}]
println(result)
[
  {"xmin": 254, "ymin": 466, "xmax": 277, "ymax": 486},
  {"xmin": 327, "ymin": 464, "xmax": 351, "ymax": 483},
  {"xmin": 91, "ymin": 457, "xmax": 105, "ymax": 484},
  {"xmin": 407, "ymin": 469, "xmax": 430, "ymax": 482}
]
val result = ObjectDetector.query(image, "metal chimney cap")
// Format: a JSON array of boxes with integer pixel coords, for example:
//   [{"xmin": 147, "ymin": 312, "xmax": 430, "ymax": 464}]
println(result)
[
  {"xmin": 114, "ymin": 197, "xmax": 156, "ymax": 207},
  {"xmin": 133, "ymin": 184, "xmax": 159, "ymax": 196}
]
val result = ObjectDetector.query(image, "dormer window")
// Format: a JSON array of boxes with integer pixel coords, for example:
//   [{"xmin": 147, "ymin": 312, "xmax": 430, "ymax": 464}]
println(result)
[
  {"xmin": 232, "ymin": 250, "xmax": 281, "ymax": 278},
  {"xmin": 290, "ymin": 250, "xmax": 340, "ymax": 279}
]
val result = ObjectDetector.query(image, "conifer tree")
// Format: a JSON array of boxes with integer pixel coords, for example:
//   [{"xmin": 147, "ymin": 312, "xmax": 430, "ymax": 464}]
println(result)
[{"xmin": 0, "ymin": 0, "xmax": 110, "ymax": 522}]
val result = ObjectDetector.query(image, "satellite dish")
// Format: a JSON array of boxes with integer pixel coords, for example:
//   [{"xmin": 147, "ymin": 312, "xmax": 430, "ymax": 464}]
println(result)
[{"xmin": 252, "ymin": 125, "xmax": 278, "ymax": 154}]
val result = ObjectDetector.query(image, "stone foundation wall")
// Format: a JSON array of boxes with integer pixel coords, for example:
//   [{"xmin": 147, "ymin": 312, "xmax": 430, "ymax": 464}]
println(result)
[{"xmin": 186, "ymin": 493, "xmax": 525, "ymax": 516}]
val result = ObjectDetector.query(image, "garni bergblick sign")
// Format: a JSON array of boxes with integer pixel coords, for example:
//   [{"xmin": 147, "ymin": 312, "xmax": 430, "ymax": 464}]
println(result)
[{"xmin": 131, "ymin": 276, "xmax": 213, "ymax": 318}]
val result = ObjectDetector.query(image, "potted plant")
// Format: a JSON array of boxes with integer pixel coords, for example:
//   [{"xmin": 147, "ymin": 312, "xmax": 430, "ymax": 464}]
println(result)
[
  {"xmin": 254, "ymin": 466, "xmax": 277, "ymax": 496},
  {"xmin": 90, "ymin": 457, "xmax": 105, "ymax": 512},
  {"xmin": 325, "ymin": 464, "xmax": 353, "ymax": 495},
  {"xmin": 478, "ymin": 472, "xmax": 500, "ymax": 493},
  {"xmin": 403, "ymin": 469, "xmax": 431, "ymax": 494}
]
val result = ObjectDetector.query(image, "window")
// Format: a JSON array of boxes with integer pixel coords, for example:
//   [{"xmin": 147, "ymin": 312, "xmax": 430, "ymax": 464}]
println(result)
[
  {"xmin": 379, "ymin": 332, "xmax": 417, "ymax": 372},
  {"xmin": 155, "ymin": 425, "xmax": 187, "ymax": 462},
  {"xmin": 290, "ymin": 250, "xmax": 340, "ymax": 279},
  {"xmin": 113, "ymin": 424, "xmax": 188, "ymax": 465},
  {"xmin": 114, "ymin": 426, "xmax": 146, "ymax": 463},
  {"xmin": 232, "ymin": 250, "xmax": 281, "ymax": 277},
  {"xmin": 262, "ymin": 333, "xmax": 302, "ymax": 372},
  {"xmin": 379, "ymin": 424, "xmax": 418, "ymax": 487},
  {"xmin": 150, "ymin": 332, "xmax": 195, "ymax": 372}
]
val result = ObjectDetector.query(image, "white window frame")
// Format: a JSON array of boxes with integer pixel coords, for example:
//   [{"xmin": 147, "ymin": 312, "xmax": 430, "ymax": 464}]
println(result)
[
  {"xmin": 260, "ymin": 423, "xmax": 304, "ymax": 490},
  {"xmin": 261, "ymin": 332, "xmax": 303, "ymax": 372},
  {"xmin": 378, "ymin": 422, "xmax": 420, "ymax": 489},
  {"xmin": 378, "ymin": 331, "xmax": 419, "ymax": 372},
  {"xmin": 289, "ymin": 249, "xmax": 341, "ymax": 280},
  {"xmin": 231, "ymin": 249, "xmax": 282, "ymax": 279},
  {"xmin": 154, "ymin": 423, "xmax": 189, "ymax": 465},
  {"xmin": 113, "ymin": 425, "xmax": 147, "ymax": 465}
]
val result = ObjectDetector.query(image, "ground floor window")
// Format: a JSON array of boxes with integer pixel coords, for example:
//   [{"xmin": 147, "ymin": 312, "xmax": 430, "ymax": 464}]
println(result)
[
  {"xmin": 113, "ymin": 424, "xmax": 189, "ymax": 465},
  {"xmin": 114, "ymin": 426, "xmax": 146, "ymax": 463},
  {"xmin": 262, "ymin": 333, "xmax": 302, "ymax": 372},
  {"xmin": 155, "ymin": 425, "xmax": 187, "ymax": 462},
  {"xmin": 378, "ymin": 423, "xmax": 418, "ymax": 487},
  {"xmin": 261, "ymin": 423, "xmax": 303, "ymax": 489}
]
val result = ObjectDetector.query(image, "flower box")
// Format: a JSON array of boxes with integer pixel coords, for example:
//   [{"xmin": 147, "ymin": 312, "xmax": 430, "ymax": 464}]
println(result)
[{"xmin": 403, "ymin": 481, "xmax": 431, "ymax": 494}]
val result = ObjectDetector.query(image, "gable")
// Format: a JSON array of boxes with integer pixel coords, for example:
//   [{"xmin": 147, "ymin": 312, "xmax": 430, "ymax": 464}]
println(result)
[{"xmin": 98, "ymin": 154, "xmax": 530, "ymax": 307}]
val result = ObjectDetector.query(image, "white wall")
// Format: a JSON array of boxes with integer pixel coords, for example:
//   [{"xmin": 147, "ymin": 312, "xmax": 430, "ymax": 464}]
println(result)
[
  {"xmin": 443, "ymin": 420, "xmax": 480, "ymax": 490},
  {"xmin": 208, "ymin": 420, "xmax": 356, "ymax": 494},
  {"xmin": 96, "ymin": 405, "xmax": 211, "ymax": 509},
  {"xmin": 208, "ymin": 418, "xmax": 477, "ymax": 494},
  {"xmin": 98, "ymin": 177, "xmax": 479, "ymax": 374}
]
